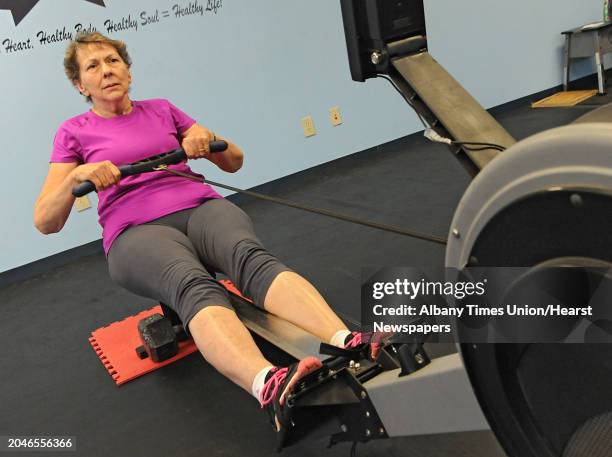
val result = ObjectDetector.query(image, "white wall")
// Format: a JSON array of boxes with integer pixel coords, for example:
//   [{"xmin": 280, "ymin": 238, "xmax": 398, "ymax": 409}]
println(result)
[{"xmin": 0, "ymin": 0, "xmax": 604, "ymax": 272}]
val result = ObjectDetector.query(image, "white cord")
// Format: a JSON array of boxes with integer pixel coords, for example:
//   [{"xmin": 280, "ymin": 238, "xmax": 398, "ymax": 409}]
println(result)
[{"xmin": 424, "ymin": 128, "xmax": 452, "ymax": 145}]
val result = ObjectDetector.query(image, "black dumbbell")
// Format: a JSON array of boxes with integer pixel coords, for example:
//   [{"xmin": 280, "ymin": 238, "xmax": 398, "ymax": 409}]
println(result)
[{"xmin": 135, "ymin": 313, "xmax": 180, "ymax": 363}]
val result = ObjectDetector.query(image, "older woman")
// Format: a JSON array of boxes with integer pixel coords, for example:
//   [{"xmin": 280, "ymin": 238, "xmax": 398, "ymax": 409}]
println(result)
[{"xmin": 33, "ymin": 32, "xmax": 367, "ymax": 433}]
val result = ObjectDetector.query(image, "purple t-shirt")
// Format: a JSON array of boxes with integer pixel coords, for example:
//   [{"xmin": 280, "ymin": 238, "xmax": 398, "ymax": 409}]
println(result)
[{"xmin": 50, "ymin": 99, "xmax": 222, "ymax": 254}]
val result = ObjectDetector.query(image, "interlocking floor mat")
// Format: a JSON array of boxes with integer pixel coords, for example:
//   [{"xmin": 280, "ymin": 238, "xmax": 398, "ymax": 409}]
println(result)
[
  {"xmin": 89, "ymin": 305, "xmax": 198, "ymax": 386},
  {"xmin": 89, "ymin": 280, "xmax": 250, "ymax": 386}
]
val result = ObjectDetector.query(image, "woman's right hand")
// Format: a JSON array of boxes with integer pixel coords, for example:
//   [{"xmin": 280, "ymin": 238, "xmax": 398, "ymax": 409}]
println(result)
[{"xmin": 71, "ymin": 161, "xmax": 122, "ymax": 191}]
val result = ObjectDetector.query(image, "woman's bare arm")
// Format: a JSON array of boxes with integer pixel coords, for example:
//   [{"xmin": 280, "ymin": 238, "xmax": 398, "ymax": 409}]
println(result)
[
  {"xmin": 34, "ymin": 163, "xmax": 80, "ymax": 234},
  {"xmin": 182, "ymin": 123, "xmax": 244, "ymax": 173},
  {"xmin": 34, "ymin": 161, "xmax": 121, "ymax": 234}
]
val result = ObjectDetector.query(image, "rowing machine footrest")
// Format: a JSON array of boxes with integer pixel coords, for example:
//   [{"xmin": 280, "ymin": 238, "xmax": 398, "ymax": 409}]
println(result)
[
  {"xmin": 391, "ymin": 342, "xmax": 430, "ymax": 376},
  {"xmin": 274, "ymin": 359, "xmax": 386, "ymax": 450}
]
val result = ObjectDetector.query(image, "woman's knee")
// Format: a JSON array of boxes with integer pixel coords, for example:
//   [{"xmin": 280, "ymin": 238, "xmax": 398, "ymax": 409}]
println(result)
[
  {"xmin": 183, "ymin": 300, "xmax": 235, "ymax": 332},
  {"xmin": 231, "ymin": 240, "xmax": 292, "ymax": 306}
]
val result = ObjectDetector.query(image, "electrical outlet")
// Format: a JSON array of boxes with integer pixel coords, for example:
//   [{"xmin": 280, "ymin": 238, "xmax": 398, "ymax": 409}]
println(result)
[
  {"xmin": 301, "ymin": 115, "xmax": 316, "ymax": 137},
  {"xmin": 74, "ymin": 196, "xmax": 92, "ymax": 212},
  {"xmin": 329, "ymin": 106, "xmax": 343, "ymax": 126}
]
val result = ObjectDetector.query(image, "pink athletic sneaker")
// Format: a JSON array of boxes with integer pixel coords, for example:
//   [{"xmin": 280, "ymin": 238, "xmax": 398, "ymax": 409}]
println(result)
[
  {"xmin": 344, "ymin": 331, "xmax": 386, "ymax": 359},
  {"xmin": 259, "ymin": 356, "xmax": 323, "ymax": 433}
]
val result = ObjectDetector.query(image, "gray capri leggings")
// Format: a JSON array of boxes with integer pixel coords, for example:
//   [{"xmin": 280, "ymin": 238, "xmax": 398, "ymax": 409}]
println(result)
[{"xmin": 108, "ymin": 198, "xmax": 291, "ymax": 329}]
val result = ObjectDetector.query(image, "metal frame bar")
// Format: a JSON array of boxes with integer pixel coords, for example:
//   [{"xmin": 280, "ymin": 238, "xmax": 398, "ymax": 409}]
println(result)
[{"xmin": 391, "ymin": 51, "xmax": 516, "ymax": 171}]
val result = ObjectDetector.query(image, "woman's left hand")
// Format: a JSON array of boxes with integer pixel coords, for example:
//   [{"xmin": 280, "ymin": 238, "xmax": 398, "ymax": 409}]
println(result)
[
  {"xmin": 181, "ymin": 124, "xmax": 215, "ymax": 159},
  {"xmin": 181, "ymin": 123, "xmax": 244, "ymax": 172}
]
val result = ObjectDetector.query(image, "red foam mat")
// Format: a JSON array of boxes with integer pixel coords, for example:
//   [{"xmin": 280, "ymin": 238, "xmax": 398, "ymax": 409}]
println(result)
[
  {"xmin": 89, "ymin": 305, "xmax": 198, "ymax": 386},
  {"xmin": 89, "ymin": 280, "xmax": 252, "ymax": 386}
]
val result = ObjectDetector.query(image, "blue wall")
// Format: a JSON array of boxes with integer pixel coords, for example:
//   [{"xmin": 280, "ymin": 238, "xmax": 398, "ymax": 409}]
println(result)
[
  {"xmin": 0, "ymin": 0, "xmax": 604, "ymax": 272},
  {"xmin": 425, "ymin": 1, "xmax": 604, "ymax": 107}
]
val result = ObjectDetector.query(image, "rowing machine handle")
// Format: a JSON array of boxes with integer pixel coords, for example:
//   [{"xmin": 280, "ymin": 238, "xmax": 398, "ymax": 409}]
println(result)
[{"xmin": 72, "ymin": 140, "xmax": 228, "ymax": 197}]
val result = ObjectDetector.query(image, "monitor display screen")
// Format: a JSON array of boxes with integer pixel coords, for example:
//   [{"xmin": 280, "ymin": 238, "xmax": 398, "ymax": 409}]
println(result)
[
  {"xmin": 377, "ymin": 0, "xmax": 426, "ymax": 41},
  {"xmin": 341, "ymin": 0, "xmax": 426, "ymax": 81}
]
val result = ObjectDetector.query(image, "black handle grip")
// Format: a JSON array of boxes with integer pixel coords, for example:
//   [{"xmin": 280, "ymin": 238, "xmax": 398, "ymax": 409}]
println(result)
[
  {"xmin": 71, "ymin": 141, "xmax": 229, "ymax": 197},
  {"xmin": 72, "ymin": 180, "xmax": 96, "ymax": 198},
  {"xmin": 210, "ymin": 140, "xmax": 228, "ymax": 153}
]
